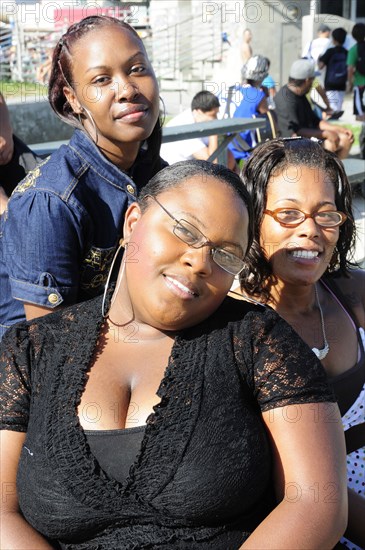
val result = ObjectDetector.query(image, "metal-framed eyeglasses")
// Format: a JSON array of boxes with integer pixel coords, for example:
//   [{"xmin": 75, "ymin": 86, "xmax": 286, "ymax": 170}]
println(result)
[
  {"xmin": 264, "ymin": 208, "xmax": 347, "ymax": 228},
  {"xmin": 146, "ymin": 195, "xmax": 245, "ymax": 275}
]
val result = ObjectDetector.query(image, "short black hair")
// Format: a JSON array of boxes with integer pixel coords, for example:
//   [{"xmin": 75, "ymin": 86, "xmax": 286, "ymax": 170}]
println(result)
[
  {"xmin": 139, "ymin": 159, "xmax": 254, "ymax": 252},
  {"xmin": 288, "ymin": 76, "xmax": 306, "ymax": 86},
  {"xmin": 332, "ymin": 27, "xmax": 347, "ymax": 45},
  {"xmin": 191, "ymin": 91, "xmax": 220, "ymax": 112},
  {"xmin": 352, "ymin": 23, "xmax": 365, "ymax": 43}
]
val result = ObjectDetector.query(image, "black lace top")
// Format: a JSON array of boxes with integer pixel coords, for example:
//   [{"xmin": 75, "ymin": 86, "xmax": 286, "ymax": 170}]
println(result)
[{"xmin": 0, "ymin": 296, "xmax": 335, "ymax": 549}]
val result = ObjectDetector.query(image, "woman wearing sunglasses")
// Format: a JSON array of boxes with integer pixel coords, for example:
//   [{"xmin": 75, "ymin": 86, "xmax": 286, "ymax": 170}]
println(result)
[
  {"xmin": 0, "ymin": 160, "xmax": 346, "ymax": 549},
  {"xmin": 238, "ymin": 137, "xmax": 365, "ymax": 549}
]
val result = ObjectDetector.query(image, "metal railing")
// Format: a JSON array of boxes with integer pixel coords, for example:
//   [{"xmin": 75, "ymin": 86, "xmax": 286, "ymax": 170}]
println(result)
[
  {"xmin": 150, "ymin": 13, "xmax": 223, "ymax": 87},
  {"xmin": 0, "ymin": 23, "xmax": 56, "ymax": 84},
  {"xmin": 1, "ymin": 12, "xmax": 224, "ymax": 92}
]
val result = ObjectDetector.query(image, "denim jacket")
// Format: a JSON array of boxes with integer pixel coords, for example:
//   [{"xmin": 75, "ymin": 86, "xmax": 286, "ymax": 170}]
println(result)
[{"xmin": 0, "ymin": 129, "xmax": 165, "ymax": 339}]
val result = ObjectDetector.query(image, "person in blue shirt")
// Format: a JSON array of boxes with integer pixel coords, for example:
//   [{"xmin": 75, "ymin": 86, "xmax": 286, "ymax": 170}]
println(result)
[
  {"xmin": 0, "ymin": 15, "xmax": 165, "ymax": 340},
  {"xmin": 224, "ymin": 55, "xmax": 269, "ymax": 162}
]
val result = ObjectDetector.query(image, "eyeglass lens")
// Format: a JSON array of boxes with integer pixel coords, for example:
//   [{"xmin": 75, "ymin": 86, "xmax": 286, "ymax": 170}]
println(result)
[
  {"xmin": 173, "ymin": 220, "xmax": 244, "ymax": 275},
  {"xmin": 272, "ymin": 209, "xmax": 344, "ymax": 227},
  {"xmin": 147, "ymin": 195, "xmax": 244, "ymax": 275}
]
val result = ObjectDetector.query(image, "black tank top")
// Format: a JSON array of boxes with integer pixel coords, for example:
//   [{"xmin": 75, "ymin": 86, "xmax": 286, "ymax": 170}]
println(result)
[
  {"xmin": 84, "ymin": 425, "xmax": 145, "ymax": 484},
  {"xmin": 321, "ymin": 278, "xmax": 365, "ymax": 417}
]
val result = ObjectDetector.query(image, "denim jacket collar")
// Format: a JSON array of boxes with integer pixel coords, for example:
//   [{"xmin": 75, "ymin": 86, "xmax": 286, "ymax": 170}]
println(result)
[{"xmin": 69, "ymin": 129, "xmax": 136, "ymax": 190}]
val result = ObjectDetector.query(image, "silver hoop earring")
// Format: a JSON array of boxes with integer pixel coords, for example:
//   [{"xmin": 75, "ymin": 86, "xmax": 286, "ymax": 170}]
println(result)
[
  {"xmin": 81, "ymin": 106, "xmax": 98, "ymax": 145},
  {"xmin": 77, "ymin": 113, "xmax": 84, "ymax": 131},
  {"xmin": 159, "ymin": 95, "xmax": 166, "ymax": 126},
  {"xmin": 101, "ymin": 239, "xmax": 125, "ymax": 318}
]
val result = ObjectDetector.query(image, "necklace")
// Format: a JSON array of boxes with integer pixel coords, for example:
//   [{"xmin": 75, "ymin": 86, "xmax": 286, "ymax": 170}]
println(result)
[{"xmin": 312, "ymin": 284, "xmax": 330, "ymax": 360}]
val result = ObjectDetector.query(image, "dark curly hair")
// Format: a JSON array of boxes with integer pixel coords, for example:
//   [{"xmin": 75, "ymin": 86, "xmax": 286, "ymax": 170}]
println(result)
[
  {"xmin": 48, "ymin": 15, "xmax": 162, "ymax": 168},
  {"xmin": 240, "ymin": 138, "xmax": 356, "ymax": 302}
]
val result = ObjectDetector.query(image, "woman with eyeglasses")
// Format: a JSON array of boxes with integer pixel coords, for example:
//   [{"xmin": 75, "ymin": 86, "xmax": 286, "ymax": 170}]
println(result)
[
  {"xmin": 0, "ymin": 15, "xmax": 166, "ymax": 341},
  {"xmin": 236, "ymin": 137, "xmax": 365, "ymax": 549},
  {"xmin": 0, "ymin": 160, "xmax": 346, "ymax": 548}
]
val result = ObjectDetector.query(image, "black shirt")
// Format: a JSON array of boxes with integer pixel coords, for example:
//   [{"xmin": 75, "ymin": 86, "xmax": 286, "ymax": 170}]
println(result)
[
  {"xmin": 0, "ymin": 296, "xmax": 334, "ymax": 549},
  {"xmin": 274, "ymin": 84, "xmax": 321, "ymax": 137}
]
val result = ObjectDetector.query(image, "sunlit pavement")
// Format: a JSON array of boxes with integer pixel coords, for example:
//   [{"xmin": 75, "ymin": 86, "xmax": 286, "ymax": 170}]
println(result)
[
  {"xmin": 335, "ymin": 95, "xmax": 365, "ymax": 268},
  {"xmin": 353, "ymin": 191, "xmax": 365, "ymax": 269}
]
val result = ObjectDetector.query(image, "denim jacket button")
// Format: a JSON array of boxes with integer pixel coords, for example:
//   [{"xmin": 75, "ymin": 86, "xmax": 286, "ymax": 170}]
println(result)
[
  {"xmin": 126, "ymin": 184, "xmax": 135, "ymax": 195},
  {"xmin": 48, "ymin": 293, "xmax": 59, "ymax": 304}
]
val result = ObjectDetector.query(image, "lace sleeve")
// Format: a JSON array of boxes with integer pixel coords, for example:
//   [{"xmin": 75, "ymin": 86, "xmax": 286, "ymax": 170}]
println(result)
[
  {"xmin": 0, "ymin": 325, "xmax": 32, "ymax": 431},
  {"xmin": 235, "ymin": 308, "xmax": 336, "ymax": 412}
]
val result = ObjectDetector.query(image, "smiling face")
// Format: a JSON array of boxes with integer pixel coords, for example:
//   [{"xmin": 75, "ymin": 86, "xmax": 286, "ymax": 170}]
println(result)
[
  {"xmin": 65, "ymin": 24, "xmax": 159, "ymax": 160},
  {"xmin": 119, "ymin": 176, "xmax": 249, "ymax": 331},
  {"xmin": 260, "ymin": 165, "xmax": 340, "ymax": 288}
]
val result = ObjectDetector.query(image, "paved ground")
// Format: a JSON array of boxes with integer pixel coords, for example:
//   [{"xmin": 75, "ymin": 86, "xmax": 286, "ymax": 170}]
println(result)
[
  {"xmin": 339, "ymin": 94, "xmax": 365, "ymax": 268},
  {"xmin": 352, "ymin": 191, "xmax": 365, "ymax": 268}
]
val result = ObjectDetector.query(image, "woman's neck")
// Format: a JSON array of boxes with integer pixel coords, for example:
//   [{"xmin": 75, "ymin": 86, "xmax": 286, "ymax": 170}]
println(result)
[
  {"xmin": 107, "ymin": 316, "xmax": 175, "ymax": 342},
  {"xmin": 107, "ymin": 284, "xmax": 177, "ymax": 343},
  {"xmin": 99, "ymin": 141, "xmax": 141, "ymax": 171},
  {"xmin": 268, "ymin": 281, "xmax": 318, "ymax": 316}
]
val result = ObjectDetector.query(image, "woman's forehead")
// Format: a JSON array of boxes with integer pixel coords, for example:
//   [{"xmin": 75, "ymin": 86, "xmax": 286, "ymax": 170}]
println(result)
[
  {"xmin": 71, "ymin": 24, "xmax": 143, "ymax": 56},
  {"xmin": 157, "ymin": 176, "xmax": 239, "ymax": 206},
  {"xmin": 153, "ymin": 178, "xmax": 248, "ymax": 237}
]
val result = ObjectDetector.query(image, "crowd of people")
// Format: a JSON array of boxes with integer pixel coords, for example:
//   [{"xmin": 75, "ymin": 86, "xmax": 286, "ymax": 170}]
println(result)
[
  {"xmin": 0, "ymin": 14, "xmax": 364, "ymax": 550},
  {"xmin": 164, "ymin": 22, "xmax": 365, "ymax": 165}
]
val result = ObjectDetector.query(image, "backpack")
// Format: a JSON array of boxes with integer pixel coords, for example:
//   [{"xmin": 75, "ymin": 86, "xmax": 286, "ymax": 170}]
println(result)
[
  {"xmin": 356, "ymin": 41, "xmax": 365, "ymax": 76},
  {"xmin": 325, "ymin": 49, "xmax": 347, "ymax": 88}
]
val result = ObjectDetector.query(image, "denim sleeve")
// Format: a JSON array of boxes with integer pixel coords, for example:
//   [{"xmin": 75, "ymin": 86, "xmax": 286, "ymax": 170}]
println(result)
[{"xmin": 3, "ymin": 190, "xmax": 83, "ymax": 308}]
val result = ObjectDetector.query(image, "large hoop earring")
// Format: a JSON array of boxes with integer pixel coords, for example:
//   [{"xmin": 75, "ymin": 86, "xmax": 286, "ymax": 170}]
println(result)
[
  {"xmin": 78, "ymin": 107, "xmax": 98, "ymax": 145},
  {"xmin": 159, "ymin": 95, "xmax": 166, "ymax": 126},
  {"xmin": 101, "ymin": 239, "xmax": 125, "ymax": 318},
  {"xmin": 76, "ymin": 113, "xmax": 85, "ymax": 131}
]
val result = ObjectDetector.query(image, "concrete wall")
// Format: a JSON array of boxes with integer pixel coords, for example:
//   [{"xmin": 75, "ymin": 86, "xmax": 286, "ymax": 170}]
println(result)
[
  {"xmin": 199, "ymin": 0, "xmax": 312, "ymax": 97},
  {"xmin": 302, "ymin": 13, "xmax": 356, "ymax": 53},
  {"xmin": 8, "ymin": 99, "xmax": 73, "ymax": 145}
]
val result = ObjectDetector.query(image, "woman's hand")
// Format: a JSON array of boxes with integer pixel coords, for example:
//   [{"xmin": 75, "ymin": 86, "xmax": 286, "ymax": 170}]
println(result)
[
  {"xmin": 344, "ymin": 487, "xmax": 365, "ymax": 547},
  {"xmin": 0, "ymin": 93, "xmax": 14, "ymax": 165},
  {"xmin": 0, "ymin": 185, "xmax": 8, "ymax": 215}
]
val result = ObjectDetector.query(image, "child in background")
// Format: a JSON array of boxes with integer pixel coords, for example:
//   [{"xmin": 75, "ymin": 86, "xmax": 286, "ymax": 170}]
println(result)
[
  {"xmin": 261, "ymin": 58, "xmax": 276, "ymax": 109},
  {"xmin": 318, "ymin": 27, "xmax": 348, "ymax": 114}
]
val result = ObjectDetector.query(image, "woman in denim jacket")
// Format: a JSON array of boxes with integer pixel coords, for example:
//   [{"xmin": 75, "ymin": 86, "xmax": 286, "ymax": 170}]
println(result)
[{"xmin": 0, "ymin": 15, "xmax": 166, "ymax": 339}]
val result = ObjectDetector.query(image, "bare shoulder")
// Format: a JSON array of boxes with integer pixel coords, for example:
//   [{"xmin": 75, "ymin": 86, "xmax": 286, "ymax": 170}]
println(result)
[{"xmin": 330, "ymin": 270, "xmax": 365, "ymax": 324}]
